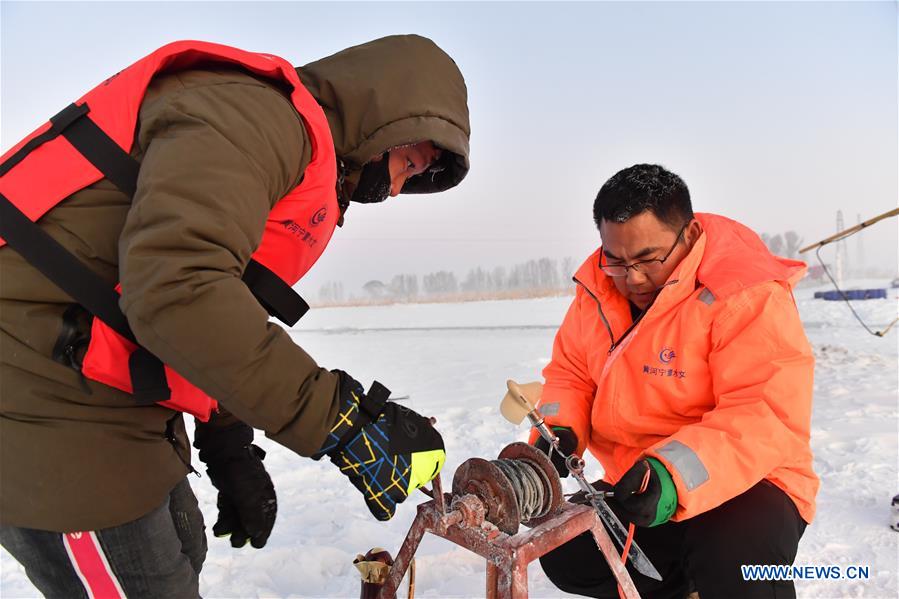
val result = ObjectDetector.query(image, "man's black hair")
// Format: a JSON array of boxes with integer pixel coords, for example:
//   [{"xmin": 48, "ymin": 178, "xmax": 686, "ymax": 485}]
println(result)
[{"xmin": 593, "ymin": 164, "xmax": 693, "ymax": 231}]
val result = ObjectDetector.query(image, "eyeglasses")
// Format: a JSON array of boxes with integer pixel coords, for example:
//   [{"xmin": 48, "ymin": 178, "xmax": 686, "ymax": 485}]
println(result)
[{"xmin": 599, "ymin": 223, "xmax": 688, "ymax": 278}]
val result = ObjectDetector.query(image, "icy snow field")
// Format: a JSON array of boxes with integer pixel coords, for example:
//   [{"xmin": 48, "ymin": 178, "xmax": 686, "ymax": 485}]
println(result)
[{"xmin": 2, "ymin": 283, "xmax": 897, "ymax": 598}]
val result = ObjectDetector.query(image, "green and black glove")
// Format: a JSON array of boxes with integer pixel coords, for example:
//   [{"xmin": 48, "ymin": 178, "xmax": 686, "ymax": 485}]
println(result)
[
  {"xmin": 612, "ymin": 457, "xmax": 677, "ymax": 527},
  {"xmin": 194, "ymin": 421, "xmax": 277, "ymax": 548},
  {"xmin": 533, "ymin": 426, "xmax": 578, "ymax": 478},
  {"xmin": 314, "ymin": 370, "xmax": 445, "ymax": 521}
]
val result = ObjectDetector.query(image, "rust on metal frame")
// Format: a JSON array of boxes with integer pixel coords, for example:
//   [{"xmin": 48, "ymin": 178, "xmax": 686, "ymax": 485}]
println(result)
[
  {"xmin": 365, "ymin": 441, "xmax": 640, "ymax": 598},
  {"xmin": 372, "ymin": 489, "xmax": 640, "ymax": 598}
]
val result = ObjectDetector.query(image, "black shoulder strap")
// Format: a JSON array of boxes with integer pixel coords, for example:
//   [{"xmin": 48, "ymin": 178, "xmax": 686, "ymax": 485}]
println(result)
[
  {"xmin": 0, "ymin": 103, "xmax": 167, "ymax": 402},
  {"xmin": 1, "ymin": 102, "xmax": 311, "ymax": 405},
  {"xmin": 55, "ymin": 103, "xmax": 141, "ymax": 197},
  {"xmin": 1, "ymin": 103, "xmax": 87, "ymax": 176},
  {"xmin": 0, "ymin": 103, "xmax": 140, "ymax": 196},
  {"xmin": 0, "ymin": 192, "xmax": 136, "ymax": 344}
]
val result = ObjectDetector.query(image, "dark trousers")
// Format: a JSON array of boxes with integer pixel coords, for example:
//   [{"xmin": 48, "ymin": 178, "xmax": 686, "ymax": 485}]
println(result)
[
  {"xmin": 1, "ymin": 478, "xmax": 206, "ymax": 599},
  {"xmin": 540, "ymin": 481, "xmax": 807, "ymax": 599}
]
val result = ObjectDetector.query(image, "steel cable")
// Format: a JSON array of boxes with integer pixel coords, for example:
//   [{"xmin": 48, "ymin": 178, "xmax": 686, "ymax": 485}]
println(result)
[{"xmin": 492, "ymin": 458, "xmax": 551, "ymax": 521}]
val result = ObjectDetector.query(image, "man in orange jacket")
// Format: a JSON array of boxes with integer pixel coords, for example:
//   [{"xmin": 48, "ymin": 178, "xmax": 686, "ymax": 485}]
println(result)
[{"xmin": 532, "ymin": 164, "xmax": 817, "ymax": 598}]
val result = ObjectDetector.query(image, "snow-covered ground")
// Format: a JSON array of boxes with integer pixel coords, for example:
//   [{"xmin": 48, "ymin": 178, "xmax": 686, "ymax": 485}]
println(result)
[{"xmin": 2, "ymin": 281, "xmax": 897, "ymax": 598}]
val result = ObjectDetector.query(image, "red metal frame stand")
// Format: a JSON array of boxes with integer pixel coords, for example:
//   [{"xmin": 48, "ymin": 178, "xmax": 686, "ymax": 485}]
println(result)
[{"xmin": 369, "ymin": 475, "xmax": 640, "ymax": 599}]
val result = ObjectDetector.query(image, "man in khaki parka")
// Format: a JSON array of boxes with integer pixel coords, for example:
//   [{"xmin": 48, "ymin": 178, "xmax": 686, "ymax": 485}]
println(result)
[{"xmin": 0, "ymin": 34, "xmax": 470, "ymax": 597}]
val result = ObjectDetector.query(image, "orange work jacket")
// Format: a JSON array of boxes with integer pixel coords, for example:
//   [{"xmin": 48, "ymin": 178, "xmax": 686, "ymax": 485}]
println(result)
[{"xmin": 531, "ymin": 213, "xmax": 818, "ymax": 523}]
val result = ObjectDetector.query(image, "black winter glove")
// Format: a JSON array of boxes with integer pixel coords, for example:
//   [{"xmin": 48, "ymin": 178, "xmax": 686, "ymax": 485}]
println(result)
[
  {"xmin": 194, "ymin": 421, "xmax": 277, "ymax": 548},
  {"xmin": 314, "ymin": 370, "xmax": 445, "ymax": 521},
  {"xmin": 533, "ymin": 426, "xmax": 578, "ymax": 478},
  {"xmin": 611, "ymin": 458, "xmax": 677, "ymax": 528}
]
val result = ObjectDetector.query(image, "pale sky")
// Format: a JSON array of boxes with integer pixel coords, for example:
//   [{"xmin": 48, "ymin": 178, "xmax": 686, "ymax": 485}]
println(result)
[{"xmin": 2, "ymin": 1, "xmax": 897, "ymax": 295}]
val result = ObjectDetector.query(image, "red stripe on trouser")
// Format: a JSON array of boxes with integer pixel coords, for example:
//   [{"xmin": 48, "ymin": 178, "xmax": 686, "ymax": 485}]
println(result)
[{"xmin": 63, "ymin": 531, "xmax": 124, "ymax": 599}]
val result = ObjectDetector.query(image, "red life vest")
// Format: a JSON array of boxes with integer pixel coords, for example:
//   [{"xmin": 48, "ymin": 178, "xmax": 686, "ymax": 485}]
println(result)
[{"xmin": 0, "ymin": 41, "xmax": 338, "ymax": 421}]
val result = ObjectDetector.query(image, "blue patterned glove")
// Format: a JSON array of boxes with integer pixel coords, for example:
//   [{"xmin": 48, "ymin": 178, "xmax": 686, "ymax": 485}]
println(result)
[{"xmin": 314, "ymin": 371, "xmax": 445, "ymax": 520}]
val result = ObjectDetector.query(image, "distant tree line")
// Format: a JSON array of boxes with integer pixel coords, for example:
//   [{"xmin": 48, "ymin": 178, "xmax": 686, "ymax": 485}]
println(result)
[
  {"xmin": 315, "ymin": 229, "xmax": 884, "ymax": 304},
  {"xmin": 760, "ymin": 231, "xmax": 803, "ymax": 259},
  {"xmin": 317, "ymin": 281, "xmax": 345, "ymax": 304},
  {"xmin": 317, "ymin": 257, "xmax": 579, "ymax": 305}
]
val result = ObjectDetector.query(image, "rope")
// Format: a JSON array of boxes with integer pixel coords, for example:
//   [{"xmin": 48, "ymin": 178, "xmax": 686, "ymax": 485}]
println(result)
[
  {"xmin": 492, "ymin": 458, "xmax": 552, "ymax": 521},
  {"xmin": 617, "ymin": 462, "xmax": 651, "ymax": 599},
  {"xmin": 815, "ymin": 246, "xmax": 898, "ymax": 337}
]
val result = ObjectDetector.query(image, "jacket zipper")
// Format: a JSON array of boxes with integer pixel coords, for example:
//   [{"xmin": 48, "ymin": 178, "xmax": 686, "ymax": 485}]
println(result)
[
  {"xmin": 572, "ymin": 276, "xmax": 681, "ymax": 436},
  {"xmin": 165, "ymin": 418, "xmax": 200, "ymax": 477},
  {"xmin": 574, "ymin": 277, "xmax": 679, "ymax": 355},
  {"xmin": 573, "ymin": 276, "xmax": 615, "ymax": 348},
  {"xmin": 65, "ymin": 346, "xmax": 92, "ymax": 394},
  {"xmin": 573, "ymin": 276, "xmax": 624, "ymax": 432}
]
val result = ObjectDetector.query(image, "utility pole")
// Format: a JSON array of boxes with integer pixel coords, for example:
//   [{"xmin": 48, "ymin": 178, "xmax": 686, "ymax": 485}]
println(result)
[
  {"xmin": 835, "ymin": 211, "xmax": 845, "ymax": 287},
  {"xmin": 856, "ymin": 213, "xmax": 865, "ymax": 278}
]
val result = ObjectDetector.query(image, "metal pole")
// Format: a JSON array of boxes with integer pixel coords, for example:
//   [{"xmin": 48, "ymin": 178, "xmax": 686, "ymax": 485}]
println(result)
[
  {"xmin": 590, "ymin": 521, "xmax": 640, "ymax": 599},
  {"xmin": 486, "ymin": 561, "xmax": 499, "ymax": 599},
  {"xmin": 510, "ymin": 553, "xmax": 529, "ymax": 599},
  {"xmin": 835, "ymin": 211, "xmax": 845, "ymax": 288},
  {"xmin": 377, "ymin": 507, "xmax": 429, "ymax": 599},
  {"xmin": 799, "ymin": 207, "xmax": 899, "ymax": 254}
]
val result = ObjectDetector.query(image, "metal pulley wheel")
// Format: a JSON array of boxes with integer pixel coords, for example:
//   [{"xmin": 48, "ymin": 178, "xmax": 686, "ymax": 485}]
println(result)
[
  {"xmin": 451, "ymin": 457, "xmax": 521, "ymax": 534},
  {"xmin": 451, "ymin": 442, "xmax": 563, "ymax": 535}
]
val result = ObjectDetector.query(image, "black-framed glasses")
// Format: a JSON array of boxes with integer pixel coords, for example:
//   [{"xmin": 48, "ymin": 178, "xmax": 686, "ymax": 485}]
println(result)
[{"xmin": 599, "ymin": 223, "xmax": 688, "ymax": 278}]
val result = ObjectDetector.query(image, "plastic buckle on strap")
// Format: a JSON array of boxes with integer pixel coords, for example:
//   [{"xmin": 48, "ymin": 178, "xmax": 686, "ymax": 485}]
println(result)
[{"xmin": 360, "ymin": 381, "xmax": 390, "ymax": 421}]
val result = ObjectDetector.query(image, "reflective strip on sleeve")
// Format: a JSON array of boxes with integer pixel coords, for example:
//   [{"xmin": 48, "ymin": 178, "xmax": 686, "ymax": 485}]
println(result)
[
  {"xmin": 697, "ymin": 288, "xmax": 715, "ymax": 305},
  {"xmin": 655, "ymin": 440, "xmax": 709, "ymax": 491},
  {"xmin": 538, "ymin": 402, "xmax": 560, "ymax": 416}
]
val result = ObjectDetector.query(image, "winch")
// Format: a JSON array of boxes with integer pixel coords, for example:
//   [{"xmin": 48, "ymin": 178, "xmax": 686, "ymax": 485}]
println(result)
[{"xmin": 354, "ymin": 380, "xmax": 659, "ymax": 599}]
